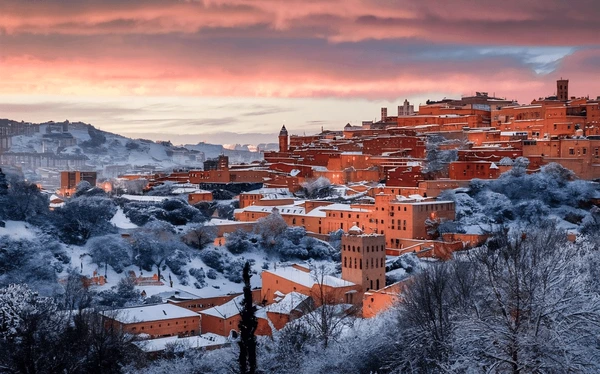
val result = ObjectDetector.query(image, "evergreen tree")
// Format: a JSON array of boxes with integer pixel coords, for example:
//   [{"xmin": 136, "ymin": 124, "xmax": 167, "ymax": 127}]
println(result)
[
  {"xmin": 238, "ymin": 261, "xmax": 257, "ymax": 374},
  {"xmin": 0, "ymin": 168, "xmax": 8, "ymax": 195},
  {"xmin": 0, "ymin": 168, "xmax": 7, "ymax": 219}
]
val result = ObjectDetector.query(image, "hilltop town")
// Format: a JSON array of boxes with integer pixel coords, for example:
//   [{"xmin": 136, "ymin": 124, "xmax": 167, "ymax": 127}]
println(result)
[{"xmin": 2, "ymin": 79, "xmax": 600, "ymax": 372}]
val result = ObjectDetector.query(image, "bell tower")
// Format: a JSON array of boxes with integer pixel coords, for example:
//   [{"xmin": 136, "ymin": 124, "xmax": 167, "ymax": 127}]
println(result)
[
  {"xmin": 341, "ymin": 226, "xmax": 386, "ymax": 293},
  {"xmin": 278, "ymin": 125, "xmax": 289, "ymax": 153},
  {"xmin": 557, "ymin": 78, "xmax": 569, "ymax": 101}
]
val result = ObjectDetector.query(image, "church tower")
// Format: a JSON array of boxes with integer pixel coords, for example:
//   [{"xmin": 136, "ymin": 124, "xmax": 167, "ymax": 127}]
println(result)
[
  {"xmin": 341, "ymin": 226, "xmax": 386, "ymax": 293},
  {"xmin": 278, "ymin": 125, "xmax": 289, "ymax": 153},
  {"xmin": 557, "ymin": 78, "xmax": 569, "ymax": 101}
]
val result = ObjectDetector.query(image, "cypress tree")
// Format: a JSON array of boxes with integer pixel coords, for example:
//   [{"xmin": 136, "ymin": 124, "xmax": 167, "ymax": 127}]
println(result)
[{"xmin": 238, "ymin": 261, "xmax": 257, "ymax": 374}]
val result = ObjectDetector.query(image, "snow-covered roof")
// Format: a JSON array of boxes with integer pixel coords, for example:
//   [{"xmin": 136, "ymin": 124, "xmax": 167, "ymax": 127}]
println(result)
[
  {"xmin": 266, "ymin": 292, "xmax": 310, "ymax": 314},
  {"xmin": 172, "ymin": 187, "xmax": 210, "ymax": 194},
  {"xmin": 49, "ymin": 194, "xmax": 63, "ymax": 202},
  {"xmin": 264, "ymin": 266, "xmax": 355, "ymax": 289},
  {"xmin": 133, "ymin": 333, "xmax": 228, "ymax": 353},
  {"xmin": 120, "ymin": 194, "xmax": 168, "ymax": 203},
  {"xmin": 199, "ymin": 295, "xmax": 243, "ymax": 319},
  {"xmin": 206, "ymin": 218, "xmax": 255, "ymax": 226},
  {"xmin": 101, "ymin": 303, "xmax": 199, "ymax": 324},
  {"xmin": 490, "ymin": 162, "xmax": 499, "ymax": 170},
  {"xmin": 319, "ymin": 203, "xmax": 369, "ymax": 212},
  {"xmin": 402, "ymin": 200, "xmax": 455, "ymax": 206},
  {"xmin": 241, "ymin": 187, "xmax": 292, "ymax": 196},
  {"xmin": 154, "ymin": 289, "xmax": 201, "ymax": 301}
]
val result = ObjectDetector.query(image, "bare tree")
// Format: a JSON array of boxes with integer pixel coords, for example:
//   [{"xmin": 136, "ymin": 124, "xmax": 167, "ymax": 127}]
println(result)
[
  {"xmin": 183, "ymin": 223, "xmax": 218, "ymax": 250},
  {"xmin": 302, "ymin": 265, "xmax": 356, "ymax": 348},
  {"xmin": 453, "ymin": 222, "xmax": 600, "ymax": 373}
]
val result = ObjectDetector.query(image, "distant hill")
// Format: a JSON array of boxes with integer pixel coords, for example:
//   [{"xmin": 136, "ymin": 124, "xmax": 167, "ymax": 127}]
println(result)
[{"xmin": 2, "ymin": 120, "xmax": 264, "ymax": 173}]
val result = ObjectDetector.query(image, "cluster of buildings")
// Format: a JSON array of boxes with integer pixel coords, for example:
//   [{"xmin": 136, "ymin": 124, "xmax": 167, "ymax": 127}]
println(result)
[
  {"xmin": 101, "ymin": 228, "xmax": 397, "ymax": 355},
  {"xmin": 41, "ymin": 79, "xmax": 600, "ymax": 355}
]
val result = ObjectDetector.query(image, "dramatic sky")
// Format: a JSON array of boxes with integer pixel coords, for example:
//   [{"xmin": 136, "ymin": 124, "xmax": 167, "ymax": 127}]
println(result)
[{"xmin": 1, "ymin": 0, "xmax": 599, "ymax": 145}]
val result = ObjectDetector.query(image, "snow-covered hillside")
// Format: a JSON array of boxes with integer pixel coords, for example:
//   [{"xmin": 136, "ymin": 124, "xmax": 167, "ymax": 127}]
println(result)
[{"xmin": 6, "ymin": 120, "xmax": 263, "ymax": 174}]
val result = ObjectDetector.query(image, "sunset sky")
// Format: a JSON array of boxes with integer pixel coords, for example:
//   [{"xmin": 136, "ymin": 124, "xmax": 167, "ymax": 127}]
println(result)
[{"xmin": 1, "ymin": 0, "xmax": 599, "ymax": 145}]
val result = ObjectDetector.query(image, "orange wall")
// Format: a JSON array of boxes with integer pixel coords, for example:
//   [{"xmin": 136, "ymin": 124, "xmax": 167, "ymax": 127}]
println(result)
[
  {"xmin": 188, "ymin": 192, "xmax": 213, "ymax": 204},
  {"xmin": 168, "ymin": 294, "xmax": 240, "ymax": 313},
  {"xmin": 448, "ymin": 161, "xmax": 500, "ymax": 180},
  {"xmin": 362, "ymin": 281, "xmax": 407, "ymax": 318},
  {"xmin": 108, "ymin": 316, "xmax": 200, "ymax": 338}
]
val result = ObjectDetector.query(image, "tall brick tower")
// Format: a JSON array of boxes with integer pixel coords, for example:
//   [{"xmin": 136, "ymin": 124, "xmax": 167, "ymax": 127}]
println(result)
[
  {"xmin": 557, "ymin": 78, "xmax": 569, "ymax": 101},
  {"xmin": 278, "ymin": 125, "xmax": 289, "ymax": 153},
  {"xmin": 341, "ymin": 226, "xmax": 386, "ymax": 292}
]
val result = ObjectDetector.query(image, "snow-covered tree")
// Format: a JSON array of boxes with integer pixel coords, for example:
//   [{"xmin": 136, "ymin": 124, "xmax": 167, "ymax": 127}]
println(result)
[
  {"xmin": 132, "ymin": 220, "xmax": 188, "ymax": 279},
  {"xmin": 53, "ymin": 195, "xmax": 117, "ymax": 245},
  {"xmin": 254, "ymin": 210, "xmax": 287, "ymax": 248},
  {"xmin": 88, "ymin": 234, "xmax": 133, "ymax": 275},
  {"xmin": 2, "ymin": 179, "xmax": 48, "ymax": 221}
]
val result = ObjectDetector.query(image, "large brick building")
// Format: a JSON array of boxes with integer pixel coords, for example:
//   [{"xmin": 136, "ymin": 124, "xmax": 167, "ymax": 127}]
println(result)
[{"xmin": 101, "ymin": 303, "xmax": 200, "ymax": 338}]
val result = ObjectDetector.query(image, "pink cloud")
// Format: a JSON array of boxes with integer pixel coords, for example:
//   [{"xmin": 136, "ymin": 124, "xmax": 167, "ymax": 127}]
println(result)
[
  {"xmin": 0, "ymin": 0, "xmax": 598, "ymax": 103},
  {"xmin": 1, "ymin": 0, "xmax": 598, "ymax": 45}
]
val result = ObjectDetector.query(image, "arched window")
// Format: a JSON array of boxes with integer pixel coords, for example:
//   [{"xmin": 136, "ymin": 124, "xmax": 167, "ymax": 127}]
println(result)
[
  {"xmin": 366, "ymin": 246, "xmax": 369, "ymax": 253},
  {"xmin": 360, "ymin": 259, "xmax": 362, "ymax": 269},
  {"xmin": 344, "ymin": 257, "xmax": 347, "ymax": 267},
  {"xmin": 292, "ymin": 218, "xmax": 296, "ymax": 224},
  {"xmin": 381, "ymin": 258, "xmax": 384, "ymax": 267},
  {"xmin": 354, "ymin": 258, "xmax": 357, "ymax": 269},
  {"xmin": 357, "ymin": 246, "xmax": 361, "ymax": 253},
  {"xmin": 352, "ymin": 246, "xmax": 355, "ymax": 252}
]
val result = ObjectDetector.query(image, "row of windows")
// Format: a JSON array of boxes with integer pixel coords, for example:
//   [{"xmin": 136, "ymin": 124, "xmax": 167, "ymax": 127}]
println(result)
[
  {"xmin": 328, "ymin": 212, "xmax": 361, "ymax": 219},
  {"xmin": 184, "ymin": 303, "xmax": 216, "ymax": 309},
  {"xmin": 342, "ymin": 244, "xmax": 384, "ymax": 253},
  {"xmin": 568, "ymin": 147, "xmax": 589, "ymax": 156},
  {"xmin": 130, "ymin": 319, "xmax": 192, "ymax": 331},
  {"xmin": 343, "ymin": 257, "xmax": 385, "ymax": 269}
]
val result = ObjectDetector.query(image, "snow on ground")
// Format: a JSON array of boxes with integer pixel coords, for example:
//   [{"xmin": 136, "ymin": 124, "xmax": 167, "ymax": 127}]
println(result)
[
  {"xmin": 110, "ymin": 208, "xmax": 138, "ymax": 229},
  {"xmin": 0, "ymin": 221, "xmax": 38, "ymax": 240}
]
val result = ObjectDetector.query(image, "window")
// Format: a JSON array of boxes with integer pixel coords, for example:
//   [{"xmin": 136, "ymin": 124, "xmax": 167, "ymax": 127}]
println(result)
[
  {"xmin": 354, "ymin": 258, "xmax": 357, "ymax": 269},
  {"xmin": 583, "ymin": 148, "xmax": 587, "ymax": 155},
  {"xmin": 360, "ymin": 259, "xmax": 362, "ymax": 269},
  {"xmin": 569, "ymin": 148, "xmax": 575, "ymax": 155}
]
